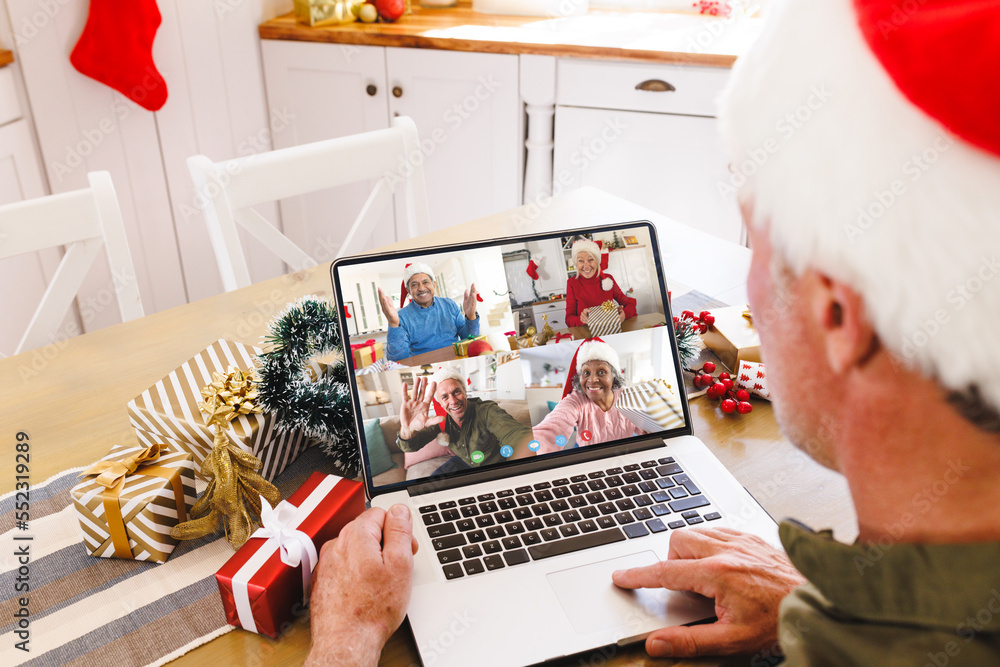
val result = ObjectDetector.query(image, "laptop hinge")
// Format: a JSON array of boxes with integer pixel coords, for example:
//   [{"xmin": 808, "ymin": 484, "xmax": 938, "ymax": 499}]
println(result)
[{"xmin": 405, "ymin": 437, "xmax": 666, "ymax": 497}]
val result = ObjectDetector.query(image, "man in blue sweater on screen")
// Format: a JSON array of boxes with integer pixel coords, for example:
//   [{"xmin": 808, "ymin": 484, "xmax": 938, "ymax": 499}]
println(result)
[{"xmin": 377, "ymin": 261, "xmax": 480, "ymax": 361}]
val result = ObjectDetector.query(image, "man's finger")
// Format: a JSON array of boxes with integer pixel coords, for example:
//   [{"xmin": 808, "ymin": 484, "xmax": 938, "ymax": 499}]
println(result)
[
  {"xmin": 426, "ymin": 415, "xmax": 445, "ymax": 427},
  {"xmin": 612, "ymin": 558, "xmax": 718, "ymax": 599},
  {"xmin": 400, "ymin": 382, "xmax": 410, "ymax": 403},
  {"xmin": 645, "ymin": 622, "xmax": 750, "ymax": 659},
  {"xmin": 422, "ymin": 380, "xmax": 438, "ymax": 405},
  {"xmin": 668, "ymin": 528, "xmax": 740, "ymax": 560},
  {"xmin": 382, "ymin": 504, "xmax": 415, "ymax": 570}
]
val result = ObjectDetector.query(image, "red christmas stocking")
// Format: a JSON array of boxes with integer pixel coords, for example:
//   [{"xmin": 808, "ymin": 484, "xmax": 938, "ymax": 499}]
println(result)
[
  {"xmin": 70, "ymin": 0, "xmax": 168, "ymax": 111},
  {"xmin": 526, "ymin": 260, "xmax": 539, "ymax": 280}
]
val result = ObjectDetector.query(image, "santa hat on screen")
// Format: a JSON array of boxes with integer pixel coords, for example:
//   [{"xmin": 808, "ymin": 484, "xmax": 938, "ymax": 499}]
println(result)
[
  {"xmin": 429, "ymin": 366, "xmax": 469, "ymax": 436},
  {"xmin": 718, "ymin": 0, "xmax": 1000, "ymax": 412},
  {"xmin": 399, "ymin": 262, "xmax": 434, "ymax": 307},
  {"xmin": 562, "ymin": 338, "xmax": 621, "ymax": 398},
  {"xmin": 571, "ymin": 240, "xmax": 613, "ymax": 291}
]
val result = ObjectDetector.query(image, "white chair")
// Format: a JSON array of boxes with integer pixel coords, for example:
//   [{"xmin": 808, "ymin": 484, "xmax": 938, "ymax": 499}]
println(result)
[
  {"xmin": 0, "ymin": 171, "xmax": 143, "ymax": 354},
  {"xmin": 188, "ymin": 115, "xmax": 430, "ymax": 292}
]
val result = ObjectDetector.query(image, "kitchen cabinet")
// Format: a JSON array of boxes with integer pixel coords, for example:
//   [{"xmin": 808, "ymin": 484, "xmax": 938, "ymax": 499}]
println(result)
[
  {"xmin": 260, "ymin": 40, "xmax": 522, "ymax": 247},
  {"xmin": 606, "ymin": 246, "xmax": 657, "ymax": 316},
  {"xmin": 553, "ymin": 59, "xmax": 743, "ymax": 245},
  {"xmin": 530, "ymin": 299, "xmax": 567, "ymax": 332}
]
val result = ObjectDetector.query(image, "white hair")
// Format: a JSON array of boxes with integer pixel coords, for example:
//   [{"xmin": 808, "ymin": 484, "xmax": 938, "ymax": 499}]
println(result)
[{"xmin": 718, "ymin": 0, "xmax": 1000, "ymax": 417}]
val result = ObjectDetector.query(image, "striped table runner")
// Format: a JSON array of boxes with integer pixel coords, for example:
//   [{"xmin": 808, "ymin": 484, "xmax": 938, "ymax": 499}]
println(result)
[{"xmin": 0, "ymin": 446, "xmax": 340, "ymax": 667}]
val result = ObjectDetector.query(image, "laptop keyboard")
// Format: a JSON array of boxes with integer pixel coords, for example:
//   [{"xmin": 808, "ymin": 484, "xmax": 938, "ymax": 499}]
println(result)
[{"xmin": 417, "ymin": 456, "xmax": 722, "ymax": 580}]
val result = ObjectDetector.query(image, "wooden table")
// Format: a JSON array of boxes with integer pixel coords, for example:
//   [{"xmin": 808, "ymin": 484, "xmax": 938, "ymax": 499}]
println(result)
[{"xmin": 0, "ymin": 187, "xmax": 855, "ymax": 666}]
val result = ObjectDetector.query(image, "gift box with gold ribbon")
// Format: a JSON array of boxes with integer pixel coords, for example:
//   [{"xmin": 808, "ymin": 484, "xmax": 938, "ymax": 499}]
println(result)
[
  {"xmin": 71, "ymin": 443, "xmax": 196, "ymax": 563},
  {"xmin": 293, "ymin": 0, "xmax": 362, "ymax": 26},
  {"xmin": 350, "ymin": 339, "xmax": 384, "ymax": 368},
  {"xmin": 617, "ymin": 379, "xmax": 686, "ymax": 433},
  {"xmin": 587, "ymin": 300, "xmax": 622, "ymax": 338},
  {"xmin": 701, "ymin": 306, "xmax": 761, "ymax": 372},
  {"xmin": 453, "ymin": 334, "xmax": 488, "ymax": 357},
  {"xmin": 128, "ymin": 339, "xmax": 310, "ymax": 482},
  {"xmin": 214, "ymin": 471, "xmax": 365, "ymax": 638}
]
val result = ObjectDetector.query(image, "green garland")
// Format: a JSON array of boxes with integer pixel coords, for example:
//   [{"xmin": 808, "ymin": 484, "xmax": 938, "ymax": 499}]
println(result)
[
  {"xmin": 672, "ymin": 316, "xmax": 704, "ymax": 368},
  {"xmin": 256, "ymin": 296, "xmax": 359, "ymax": 475}
]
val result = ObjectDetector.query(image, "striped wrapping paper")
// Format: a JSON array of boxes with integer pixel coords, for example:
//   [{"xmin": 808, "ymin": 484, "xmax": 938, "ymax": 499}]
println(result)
[
  {"xmin": 617, "ymin": 379, "xmax": 686, "ymax": 433},
  {"xmin": 586, "ymin": 300, "xmax": 622, "ymax": 337},
  {"xmin": 71, "ymin": 444, "xmax": 197, "ymax": 563},
  {"xmin": 128, "ymin": 338, "xmax": 311, "ymax": 482},
  {"xmin": 0, "ymin": 445, "xmax": 334, "ymax": 667}
]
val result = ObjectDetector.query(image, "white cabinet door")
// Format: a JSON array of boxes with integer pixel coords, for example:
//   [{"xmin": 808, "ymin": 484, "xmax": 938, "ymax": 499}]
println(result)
[
  {"xmin": 525, "ymin": 238, "xmax": 568, "ymax": 297},
  {"xmin": 386, "ymin": 48, "xmax": 520, "ymax": 234},
  {"xmin": 553, "ymin": 105, "xmax": 742, "ymax": 245},
  {"xmin": 607, "ymin": 246, "xmax": 656, "ymax": 316},
  {"xmin": 261, "ymin": 40, "xmax": 394, "ymax": 260}
]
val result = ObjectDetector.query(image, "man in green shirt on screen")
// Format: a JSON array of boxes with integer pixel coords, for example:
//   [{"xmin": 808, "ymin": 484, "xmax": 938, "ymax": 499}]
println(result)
[{"xmin": 301, "ymin": 0, "xmax": 1000, "ymax": 665}]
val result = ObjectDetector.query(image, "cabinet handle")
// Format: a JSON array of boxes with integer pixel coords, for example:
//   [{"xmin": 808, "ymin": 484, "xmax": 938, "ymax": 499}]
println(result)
[
  {"xmin": 392, "ymin": 86, "xmax": 403, "ymax": 98},
  {"xmin": 366, "ymin": 84, "xmax": 377, "ymax": 96},
  {"xmin": 635, "ymin": 79, "xmax": 676, "ymax": 92}
]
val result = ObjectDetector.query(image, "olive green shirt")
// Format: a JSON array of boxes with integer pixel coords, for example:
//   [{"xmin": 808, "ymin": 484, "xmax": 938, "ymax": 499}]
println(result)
[
  {"xmin": 778, "ymin": 520, "xmax": 1000, "ymax": 666},
  {"xmin": 396, "ymin": 398, "xmax": 532, "ymax": 467}
]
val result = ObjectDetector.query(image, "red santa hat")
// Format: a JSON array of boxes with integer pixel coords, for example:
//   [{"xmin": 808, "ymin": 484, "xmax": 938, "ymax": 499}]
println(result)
[
  {"xmin": 718, "ymin": 0, "xmax": 1000, "ymax": 412},
  {"xmin": 571, "ymin": 239, "xmax": 613, "ymax": 291},
  {"xmin": 562, "ymin": 338, "xmax": 621, "ymax": 399},
  {"xmin": 399, "ymin": 262, "xmax": 434, "ymax": 307}
]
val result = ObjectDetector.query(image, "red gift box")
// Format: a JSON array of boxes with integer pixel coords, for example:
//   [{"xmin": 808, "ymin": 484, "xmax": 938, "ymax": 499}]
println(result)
[{"xmin": 214, "ymin": 471, "xmax": 364, "ymax": 637}]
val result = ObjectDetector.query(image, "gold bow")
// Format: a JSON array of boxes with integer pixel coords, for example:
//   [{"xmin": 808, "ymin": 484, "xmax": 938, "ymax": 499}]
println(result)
[
  {"xmin": 171, "ymin": 366, "xmax": 280, "ymax": 549},
  {"xmin": 599, "ymin": 300, "xmax": 617, "ymax": 313},
  {"xmin": 80, "ymin": 443, "xmax": 187, "ymax": 559}
]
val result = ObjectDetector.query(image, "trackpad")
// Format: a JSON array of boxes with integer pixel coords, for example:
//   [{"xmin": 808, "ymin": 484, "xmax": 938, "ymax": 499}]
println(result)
[{"xmin": 546, "ymin": 551, "xmax": 715, "ymax": 637}]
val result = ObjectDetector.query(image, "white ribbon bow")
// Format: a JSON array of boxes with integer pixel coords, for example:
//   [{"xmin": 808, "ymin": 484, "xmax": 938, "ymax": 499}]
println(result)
[{"xmin": 253, "ymin": 496, "xmax": 319, "ymax": 600}]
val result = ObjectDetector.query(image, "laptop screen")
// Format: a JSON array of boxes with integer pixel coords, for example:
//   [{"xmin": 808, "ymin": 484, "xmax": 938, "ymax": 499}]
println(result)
[{"xmin": 332, "ymin": 222, "xmax": 690, "ymax": 494}]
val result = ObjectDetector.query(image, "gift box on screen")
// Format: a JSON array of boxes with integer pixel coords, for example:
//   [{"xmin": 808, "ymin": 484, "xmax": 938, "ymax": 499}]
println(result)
[
  {"xmin": 128, "ymin": 339, "xmax": 311, "ymax": 482},
  {"xmin": 617, "ymin": 379, "xmax": 686, "ymax": 432},
  {"xmin": 351, "ymin": 339, "xmax": 384, "ymax": 368},
  {"xmin": 72, "ymin": 443, "xmax": 196, "ymax": 563},
  {"xmin": 215, "ymin": 472, "xmax": 365, "ymax": 638},
  {"xmin": 587, "ymin": 301, "xmax": 622, "ymax": 338},
  {"xmin": 453, "ymin": 334, "xmax": 488, "ymax": 357},
  {"xmin": 701, "ymin": 306, "xmax": 761, "ymax": 372}
]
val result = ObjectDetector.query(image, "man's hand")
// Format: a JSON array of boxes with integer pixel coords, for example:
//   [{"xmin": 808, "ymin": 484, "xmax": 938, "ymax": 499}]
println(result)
[
  {"xmin": 377, "ymin": 287, "xmax": 400, "ymax": 328},
  {"xmin": 580, "ymin": 307, "xmax": 590, "ymax": 325},
  {"xmin": 306, "ymin": 505, "xmax": 418, "ymax": 667},
  {"xmin": 398, "ymin": 377, "xmax": 444, "ymax": 441},
  {"xmin": 462, "ymin": 283, "xmax": 478, "ymax": 321},
  {"xmin": 612, "ymin": 527, "xmax": 805, "ymax": 658}
]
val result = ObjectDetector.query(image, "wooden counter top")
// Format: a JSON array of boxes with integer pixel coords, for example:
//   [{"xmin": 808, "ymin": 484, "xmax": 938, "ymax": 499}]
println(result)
[
  {"xmin": 259, "ymin": 1, "xmax": 763, "ymax": 66},
  {"xmin": 0, "ymin": 50, "xmax": 14, "ymax": 68}
]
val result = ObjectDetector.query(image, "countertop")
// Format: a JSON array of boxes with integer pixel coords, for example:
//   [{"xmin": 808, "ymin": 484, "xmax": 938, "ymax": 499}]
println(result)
[
  {"xmin": 0, "ymin": 50, "xmax": 13, "ymax": 68},
  {"xmin": 259, "ymin": 1, "xmax": 763, "ymax": 66}
]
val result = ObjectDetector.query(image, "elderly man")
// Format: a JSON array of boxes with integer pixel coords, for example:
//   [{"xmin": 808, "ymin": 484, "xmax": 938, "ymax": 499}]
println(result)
[
  {"xmin": 395, "ymin": 368, "xmax": 534, "ymax": 475},
  {"xmin": 306, "ymin": 0, "xmax": 1000, "ymax": 664},
  {"xmin": 377, "ymin": 262, "xmax": 480, "ymax": 361}
]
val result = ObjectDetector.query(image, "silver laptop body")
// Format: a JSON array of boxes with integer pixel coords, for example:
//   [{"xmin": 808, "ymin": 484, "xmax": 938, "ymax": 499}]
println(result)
[{"xmin": 332, "ymin": 222, "xmax": 779, "ymax": 667}]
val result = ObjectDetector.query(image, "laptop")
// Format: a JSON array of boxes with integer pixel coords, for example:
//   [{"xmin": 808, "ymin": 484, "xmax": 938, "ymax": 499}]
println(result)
[{"xmin": 330, "ymin": 221, "xmax": 779, "ymax": 667}]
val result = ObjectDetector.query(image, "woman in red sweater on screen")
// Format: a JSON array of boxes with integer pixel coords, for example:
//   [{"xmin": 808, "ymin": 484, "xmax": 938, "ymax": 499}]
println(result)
[{"xmin": 564, "ymin": 239, "xmax": 637, "ymax": 327}]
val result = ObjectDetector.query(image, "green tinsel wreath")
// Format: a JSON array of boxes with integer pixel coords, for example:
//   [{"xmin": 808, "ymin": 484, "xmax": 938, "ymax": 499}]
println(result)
[{"xmin": 256, "ymin": 296, "xmax": 360, "ymax": 475}]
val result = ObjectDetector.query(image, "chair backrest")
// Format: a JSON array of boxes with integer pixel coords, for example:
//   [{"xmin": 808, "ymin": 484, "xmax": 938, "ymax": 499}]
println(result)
[
  {"xmin": 188, "ymin": 115, "xmax": 430, "ymax": 292},
  {"xmin": 0, "ymin": 171, "xmax": 143, "ymax": 354}
]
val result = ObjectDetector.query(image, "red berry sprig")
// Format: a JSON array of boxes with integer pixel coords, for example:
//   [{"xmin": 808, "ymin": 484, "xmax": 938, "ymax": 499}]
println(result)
[
  {"xmin": 689, "ymin": 361, "xmax": 753, "ymax": 416},
  {"xmin": 675, "ymin": 310, "xmax": 716, "ymax": 335}
]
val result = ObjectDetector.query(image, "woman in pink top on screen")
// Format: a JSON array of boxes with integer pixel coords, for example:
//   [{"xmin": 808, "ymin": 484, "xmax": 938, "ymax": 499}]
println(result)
[{"xmin": 532, "ymin": 338, "xmax": 641, "ymax": 454}]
